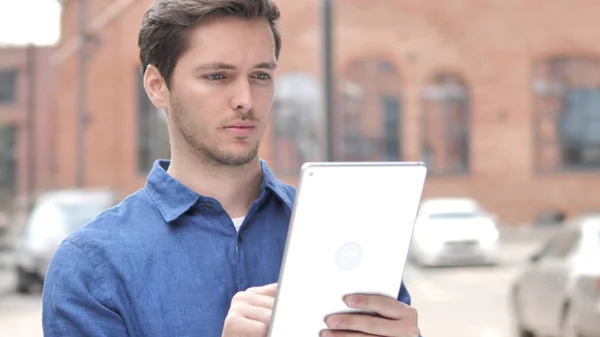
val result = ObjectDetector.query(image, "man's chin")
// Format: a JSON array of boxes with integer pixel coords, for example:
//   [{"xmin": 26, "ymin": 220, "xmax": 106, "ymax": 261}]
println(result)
[{"xmin": 202, "ymin": 148, "xmax": 259, "ymax": 167}]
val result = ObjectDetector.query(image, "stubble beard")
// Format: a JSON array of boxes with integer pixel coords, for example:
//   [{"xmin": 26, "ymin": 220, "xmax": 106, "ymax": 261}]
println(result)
[{"xmin": 170, "ymin": 95, "xmax": 261, "ymax": 167}]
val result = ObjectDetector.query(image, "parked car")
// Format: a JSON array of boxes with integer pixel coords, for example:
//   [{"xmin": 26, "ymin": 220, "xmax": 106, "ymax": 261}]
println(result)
[
  {"xmin": 409, "ymin": 198, "xmax": 500, "ymax": 267},
  {"xmin": 509, "ymin": 214, "xmax": 600, "ymax": 337},
  {"xmin": 13, "ymin": 188, "xmax": 117, "ymax": 293}
]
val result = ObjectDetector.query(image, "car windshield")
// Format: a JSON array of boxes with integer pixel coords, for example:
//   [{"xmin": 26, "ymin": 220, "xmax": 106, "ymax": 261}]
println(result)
[
  {"xmin": 55, "ymin": 202, "xmax": 108, "ymax": 231},
  {"xmin": 26, "ymin": 197, "xmax": 111, "ymax": 238}
]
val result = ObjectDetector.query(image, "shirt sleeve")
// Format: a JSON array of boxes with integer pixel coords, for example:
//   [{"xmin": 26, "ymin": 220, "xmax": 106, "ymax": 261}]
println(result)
[
  {"xmin": 397, "ymin": 280, "xmax": 412, "ymax": 305},
  {"xmin": 42, "ymin": 240, "xmax": 129, "ymax": 337},
  {"xmin": 397, "ymin": 280, "xmax": 423, "ymax": 337}
]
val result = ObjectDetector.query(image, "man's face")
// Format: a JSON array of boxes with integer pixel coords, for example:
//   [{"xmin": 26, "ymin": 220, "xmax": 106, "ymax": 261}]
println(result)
[{"xmin": 167, "ymin": 15, "xmax": 277, "ymax": 166}]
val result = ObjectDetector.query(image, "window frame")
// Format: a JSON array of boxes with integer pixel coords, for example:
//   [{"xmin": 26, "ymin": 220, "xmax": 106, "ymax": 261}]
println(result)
[
  {"xmin": 532, "ymin": 56, "xmax": 600, "ymax": 174},
  {"xmin": 271, "ymin": 72, "xmax": 323, "ymax": 178},
  {"xmin": 420, "ymin": 73, "xmax": 470, "ymax": 176},
  {"xmin": 0, "ymin": 69, "xmax": 18, "ymax": 104}
]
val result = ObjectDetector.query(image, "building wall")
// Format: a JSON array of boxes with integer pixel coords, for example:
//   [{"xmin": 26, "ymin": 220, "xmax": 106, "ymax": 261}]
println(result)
[
  {"xmin": 0, "ymin": 46, "xmax": 57, "ymax": 206},
  {"xmin": 53, "ymin": 0, "xmax": 600, "ymax": 225}
]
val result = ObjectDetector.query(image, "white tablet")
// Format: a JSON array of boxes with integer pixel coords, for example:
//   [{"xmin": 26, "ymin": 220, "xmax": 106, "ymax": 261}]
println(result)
[{"xmin": 268, "ymin": 162, "xmax": 427, "ymax": 337}]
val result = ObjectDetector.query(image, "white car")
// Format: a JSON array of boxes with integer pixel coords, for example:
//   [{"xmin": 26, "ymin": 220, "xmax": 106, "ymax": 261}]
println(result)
[
  {"xmin": 510, "ymin": 214, "xmax": 600, "ymax": 337},
  {"xmin": 13, "ymin": 188, "xmax": 117, "ymax": 293},
  {"xmin": 409, "ymin": 198, "xmax": 500, "ymax": 267}
]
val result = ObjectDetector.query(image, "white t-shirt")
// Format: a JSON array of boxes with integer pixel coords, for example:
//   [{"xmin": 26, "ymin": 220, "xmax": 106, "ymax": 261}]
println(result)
[{"xmin": 232, "ymin": 217, "xmax": 245, "ymax": 232}]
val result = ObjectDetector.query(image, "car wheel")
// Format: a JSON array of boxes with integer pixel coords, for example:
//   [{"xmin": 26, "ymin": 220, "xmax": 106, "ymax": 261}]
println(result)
[
  {"xmin": 16, "ymin": 267, "xmax": 33, "ymax": 294},
  {"xmin": 15, "ymin": 267, "xmax": 42, "ymax": 294},
  {"xmin": 510, "ymin": 290, "xmax": 535, "ymax": 337},
  {"xmin": 514, "ymin": 324, "xmax": 535, "ymax": 337},
  {"xmin": 560, "ymin": 304, "xmax": 580, "ymax": 337}
]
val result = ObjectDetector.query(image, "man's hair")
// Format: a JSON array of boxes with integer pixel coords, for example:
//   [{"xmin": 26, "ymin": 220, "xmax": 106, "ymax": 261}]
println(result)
[{"xmin": 138, "ymin": 0, "xmax": 282, "ymax": 89}]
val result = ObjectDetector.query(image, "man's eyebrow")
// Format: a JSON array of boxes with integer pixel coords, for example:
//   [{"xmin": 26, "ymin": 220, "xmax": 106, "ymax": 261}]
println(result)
[
  {"xmin": 195, "ymin": 61, "xmax": 278, "ymax": 72},
  {"xmin": 255, "ymin": 61, "xmax": 278, "ymax": 70},
  {"xmin": 195, "ymin": 62, "xmax": 237, "ymax": 71}
]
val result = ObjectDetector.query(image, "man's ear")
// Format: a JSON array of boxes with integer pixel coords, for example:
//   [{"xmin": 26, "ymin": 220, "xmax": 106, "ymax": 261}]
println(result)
[{"xmin": 144, "ymin": 65, "xmax": 169, "ymax": 110}]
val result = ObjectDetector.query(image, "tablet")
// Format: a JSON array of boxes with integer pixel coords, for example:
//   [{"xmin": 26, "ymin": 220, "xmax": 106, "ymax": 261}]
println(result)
[{"xmin": 268, "ymin": 162, "xmax": 427, "ymax": 337}]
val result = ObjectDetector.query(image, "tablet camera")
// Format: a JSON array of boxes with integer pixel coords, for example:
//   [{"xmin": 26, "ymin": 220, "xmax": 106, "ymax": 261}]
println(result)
[{"xmin": 334, "ymin": 241, "xmax": 363, "ymax": 271}]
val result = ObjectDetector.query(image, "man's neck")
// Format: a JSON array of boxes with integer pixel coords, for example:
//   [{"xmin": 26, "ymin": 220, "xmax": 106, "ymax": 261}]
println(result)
[{"xmin": 167, "ymin": 153, "xmax": 263, "ymax": 218}]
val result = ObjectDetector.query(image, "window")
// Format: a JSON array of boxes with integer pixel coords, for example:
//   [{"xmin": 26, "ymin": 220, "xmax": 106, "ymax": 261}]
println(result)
[
  {"xmin": 339, "ymin": 80, "xmax": 369, "ymax": 160},
  {"xmin": 379, "ymin": 60, "xmax": 395, "ymax": 73},
  {"xmin": 0, "ymin": 124, "xmax": 17, "ymax": 205},
  {"xmin": 272, "ymin": 73, "xmax": 323, "ymax": 177},
  {"xmin": 339, "ymin": 59, "xmax": 403, "ymax": 161},
  {"xmin": 381, "ymin": 96, "xmax": 401, "ymax": 161},
  {"xmin": 421, "ymin": 74, "xmax": 470, "ymax": 175},
  {"xmin": 533, "ymin": 56, "xmax": 600, "ymax": 172},
  {"xmin": 136, "ymin": 70, "xmax": 170, "ymax": 173},
  {"xmin": 0, "ymin": 70, "xmax": 17, "ymax": 104}
]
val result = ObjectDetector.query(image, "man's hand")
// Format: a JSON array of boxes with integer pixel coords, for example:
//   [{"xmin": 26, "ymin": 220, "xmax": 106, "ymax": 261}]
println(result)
[
  {"xmin": 321, "ymin": 294, "xmax": 420, "ymax": 337},
  {"xmin": 222, "ymin": 283, "xmax": 278, "ymax": 337}
]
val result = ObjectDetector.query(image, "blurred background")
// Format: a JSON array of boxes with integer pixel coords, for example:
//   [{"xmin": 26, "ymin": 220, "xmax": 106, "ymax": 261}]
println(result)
[{"xmin": 1, "ymin": 0, "xmax": 600, "ymax": 336}]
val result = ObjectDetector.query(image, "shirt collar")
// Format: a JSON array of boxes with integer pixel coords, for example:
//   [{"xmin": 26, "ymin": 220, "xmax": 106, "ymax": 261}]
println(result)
[{"xmin": 145, "ymin": 159, "xmax": 289, "ymax": 222}]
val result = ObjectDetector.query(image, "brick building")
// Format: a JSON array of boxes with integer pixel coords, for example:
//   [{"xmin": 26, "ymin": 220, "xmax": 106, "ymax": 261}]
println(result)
[
  {"xmin": 0, "ymin": 45, "xmax": 57, "ymax": 209},
  {"xmin": 52, "ymin": 0, "xmax": 600, "ymax": 225}
]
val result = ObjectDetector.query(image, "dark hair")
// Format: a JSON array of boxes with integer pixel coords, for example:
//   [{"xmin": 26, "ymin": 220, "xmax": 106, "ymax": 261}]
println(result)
[{"xmin": 138, "ymin": 0, "xmax": 282, "ymax": 89}]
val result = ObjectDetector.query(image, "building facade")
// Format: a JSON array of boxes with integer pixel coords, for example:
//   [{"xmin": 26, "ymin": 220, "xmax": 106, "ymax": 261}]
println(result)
[
  {"xmin": 0, "ymin": 46, "xmax": 57, "ymax": 210},
  {"xmin": 53, "ymin": 0, "xmax": 600, "ymax": 225}
]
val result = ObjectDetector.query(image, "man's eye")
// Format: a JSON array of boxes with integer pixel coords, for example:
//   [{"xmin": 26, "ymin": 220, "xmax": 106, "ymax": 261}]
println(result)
[
  {"xmin": 256, "ymin": 73, "xmax": 271, "ymax": 80},
  {"xmin": 206, "ymin": 74, "xmax": 225, "ymax": 80}
]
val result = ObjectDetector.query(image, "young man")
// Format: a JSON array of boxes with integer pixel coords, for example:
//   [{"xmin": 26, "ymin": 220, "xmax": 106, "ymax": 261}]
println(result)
[{"xmin": 42, "ymin": 0, "xmax": 421, "ymax": 336}]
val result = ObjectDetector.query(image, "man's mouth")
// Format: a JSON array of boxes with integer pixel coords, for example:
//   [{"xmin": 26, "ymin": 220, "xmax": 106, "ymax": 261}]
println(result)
[{"xmin": 223, "ymin": 124, "xmax": 256, "ymax": 136}]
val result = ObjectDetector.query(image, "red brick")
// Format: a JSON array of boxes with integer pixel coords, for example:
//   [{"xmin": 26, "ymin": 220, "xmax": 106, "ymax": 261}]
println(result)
[
  {"xmin": 52, "ymin": 0, "xmax": 600, "ymax": 225},
  {"xmin": 0, "ymin": 46, "xmax": 57, "ymax": 203}
]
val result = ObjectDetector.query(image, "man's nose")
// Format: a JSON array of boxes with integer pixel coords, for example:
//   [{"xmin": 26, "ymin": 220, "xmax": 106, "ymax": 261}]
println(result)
[{"xmin": 230, "ymin": 78, "xmax": 253, "ymax": 113}]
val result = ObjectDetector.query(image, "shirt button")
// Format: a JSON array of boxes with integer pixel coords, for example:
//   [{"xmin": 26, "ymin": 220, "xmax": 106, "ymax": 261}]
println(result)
[{"xmin": 237, "ymin": 235, "xmax": 243, "ymax": 243}]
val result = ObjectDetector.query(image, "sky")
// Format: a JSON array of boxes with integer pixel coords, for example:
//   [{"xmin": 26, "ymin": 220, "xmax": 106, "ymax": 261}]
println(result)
[{"xmin": 0, "ymin": 0, "xmax": 62, "ymax": 46}]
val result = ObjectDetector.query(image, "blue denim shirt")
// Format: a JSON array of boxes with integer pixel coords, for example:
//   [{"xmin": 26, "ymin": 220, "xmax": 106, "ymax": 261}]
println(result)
[{"xmin": 42, "ymin": 159, "xmax": 415, "ymax": 336}]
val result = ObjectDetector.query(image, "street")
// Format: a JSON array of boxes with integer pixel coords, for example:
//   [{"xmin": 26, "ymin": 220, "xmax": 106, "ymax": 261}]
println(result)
[
  {"xmin": 0, "ymin": 293, "xmax": 41, "ymax": 336},
  {"xmin": 0, "ymin": 240, "xmax": 541, "ymax": 337},
  {"xmin": 404, "ymin": 261, "xmax": 521, "ymax": 337}
]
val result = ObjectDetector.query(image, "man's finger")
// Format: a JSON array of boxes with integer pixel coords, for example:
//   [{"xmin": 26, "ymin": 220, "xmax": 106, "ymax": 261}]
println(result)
[
  {"xmin": 224, "ymin": 314, "xmax": 269, "ymax": 335},
  {"xmin": 247, "ymin": 283, "xmax": 278, "ymax": 296},
  {"xmin": 320, "ymin": 330, "xmax": 373, "ymax": 337},
  {"xmin": 234, "ymin": 291, "xmax": 276, "ymax": 309},
  {"xmin": 324, "ymin": 313, "xmax": 397, "ymax": 336},
  {"xmin": 231, "ymin": 302, "xmax": 273, "ymax": 325},
  {"xmin": 344, "ymin": 294, "xmax": 410, "ymax": 320}
]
